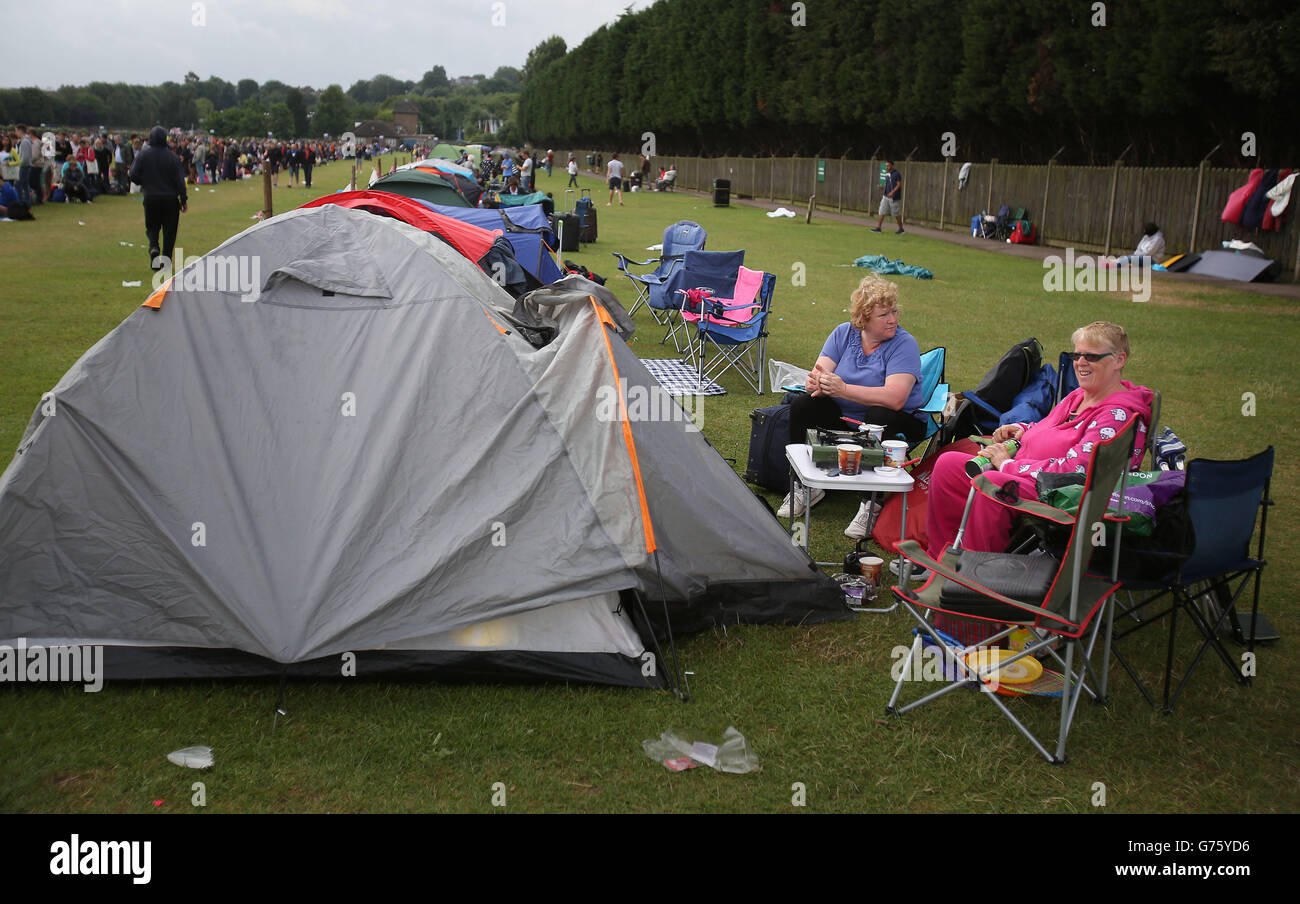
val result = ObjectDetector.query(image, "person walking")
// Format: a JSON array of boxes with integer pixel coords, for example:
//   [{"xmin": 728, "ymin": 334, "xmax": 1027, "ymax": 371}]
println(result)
[
  {"xmin": 606, "ymin": 153, "xmax": 624, "ymax": 206},
  {"xmin": 129, "ymin": 126, "xmax": 188, "ymax": 271},
  {"xmin": 566, "ymin": 154, "xmax": 578, "ymax": 188},
  {"xmin": 15, "ymin": 125, "xmax": 34, "ymax": 207},
  {"xmin": 871, "ymin": 160, "xmax": 904, "ymax": 234}
]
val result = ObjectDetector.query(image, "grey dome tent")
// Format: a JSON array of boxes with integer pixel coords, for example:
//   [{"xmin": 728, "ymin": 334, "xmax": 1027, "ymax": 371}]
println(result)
[{"xmin": 0, "ymin": 205, "xmax": 845, "ymax": 688}]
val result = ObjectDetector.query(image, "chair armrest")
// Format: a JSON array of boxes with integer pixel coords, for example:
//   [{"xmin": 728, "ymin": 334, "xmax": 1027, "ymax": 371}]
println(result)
[
  {"xmin": 970, "ymin": 473, "xmax": 1077, "ymax": 526},
  {"xmin": 611, "ymin": 252, "xmax": 660, "ymax": 271}
]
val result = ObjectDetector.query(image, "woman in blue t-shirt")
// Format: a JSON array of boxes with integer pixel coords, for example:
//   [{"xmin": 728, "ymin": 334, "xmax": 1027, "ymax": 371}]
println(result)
[{"xmin": 777, "ymin": 275, "xmax": 926, "ymax": 535}]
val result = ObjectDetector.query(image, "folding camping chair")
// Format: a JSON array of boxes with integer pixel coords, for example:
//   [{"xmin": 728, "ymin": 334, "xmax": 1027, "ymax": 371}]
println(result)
[
  {"xmin": 612, "ymin": 220, "xmax": 706, "ymax": 320},
  {"xmin": 681, "ymin": 266, "xmax": 775, "ymax": 394},
  {"xmin": 886, "ymin": 419, "xmax": 1138, "ymax": 764},
  {"xmin": 1110, "ymin": 447, "xmax": 1273, "ymax": 713},
  {"xmin": 658, "ymin": 248, "xmax": 746, "ymax": 354}
]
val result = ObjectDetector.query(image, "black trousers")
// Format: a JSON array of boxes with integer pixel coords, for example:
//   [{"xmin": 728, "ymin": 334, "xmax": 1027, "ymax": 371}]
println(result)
[
  {"xmin": 302, "ymin": 163, "xmax": 312, "ymax": 187},
  {"xmin": 788, "ymin": 392, "xmax": 926, "ymax": 447},
  {"xmin": 144, "ymin": 196, "xmax": 181, "ymax": 264}
]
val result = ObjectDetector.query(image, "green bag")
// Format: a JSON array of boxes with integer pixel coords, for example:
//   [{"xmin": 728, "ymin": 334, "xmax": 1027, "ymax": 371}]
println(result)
[{"xmin": 1037, "ymin": 471, "xmax": 1165, "ymax": 537}]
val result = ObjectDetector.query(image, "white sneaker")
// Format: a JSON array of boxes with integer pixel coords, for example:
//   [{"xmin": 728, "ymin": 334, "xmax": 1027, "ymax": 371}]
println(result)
[
  {"xmin": 776, "ymin": 486, "xmax": 825, "ymax": 518},
  {"xmin": 843, "ymin": 499, "xmax": 882, "ymax": 539},
  {"xmin": 890, "ymin": 557, "xmax": 929, "ymax": 581}
]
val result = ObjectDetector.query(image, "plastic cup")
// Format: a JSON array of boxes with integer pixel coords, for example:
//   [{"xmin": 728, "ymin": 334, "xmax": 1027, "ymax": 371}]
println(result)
[
  {"xmin": 838, "ymin": 443, "xmax": 864, "ymax": 475},
  {"xmin": 882, "ymin": 440, "xmax": 908, "ymax": 470},
  {"xmin": 863, "ymin": 424, "xmax": 885, "ymax": 443}
]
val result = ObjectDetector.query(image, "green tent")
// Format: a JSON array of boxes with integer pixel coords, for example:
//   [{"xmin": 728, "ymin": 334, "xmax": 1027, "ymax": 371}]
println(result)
[
  {"xmin": 429, "ymin": 144, "xmax": 466, "ymax": 160},
  {"xmin": 372, "ymin": 170, "xmax": 473, "ymax": 208}
]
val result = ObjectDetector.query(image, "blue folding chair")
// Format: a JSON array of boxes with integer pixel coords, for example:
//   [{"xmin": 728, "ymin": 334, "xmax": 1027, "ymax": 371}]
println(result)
[
  {"xmin": 687, "ymin": 267, "xmax": 775, "ymax": 394},
  {"xmin": 611, "ymin": 220, "xmax": 706, "ymax": 321},
  {"xmin": 902, "ymin": 346, "xmax": 948, "ymax": 452},
  {"xmin": 1111, "ymin": 447, "xmax": 1274, "ymax": 712},
  {"xmin": 658, "ymin": 248, "xmax": 745, "ymax": 353}
]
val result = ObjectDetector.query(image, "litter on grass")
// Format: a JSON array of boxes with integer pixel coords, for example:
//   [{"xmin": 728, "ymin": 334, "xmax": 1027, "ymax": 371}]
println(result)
[
  {"xmin": 122, "ymin": 280, "xmax": 141, "ymax": 288},
  {"xmin": 852, "ymin": 253, "xmax": 933, "ymax": 279},
  {"xmin": 767, "ymin": 207, "xmax": 797, "ymax": 218},
  {"xmin": 166, "ymin": 746, "xmax": 213, "ymax": 769},
  {"xmin": 643, "ymin": 727, "xmax": 759, "ymax": 773},
  {"xmin": 646, "ymin": 243, "xmax": 663, "ymax": 251}
]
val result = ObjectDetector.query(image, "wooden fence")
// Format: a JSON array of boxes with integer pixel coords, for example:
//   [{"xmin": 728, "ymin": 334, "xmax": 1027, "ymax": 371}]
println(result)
[{"xmin": 573, "ymin": 151, "xmax": 1298, "ymax": 279}]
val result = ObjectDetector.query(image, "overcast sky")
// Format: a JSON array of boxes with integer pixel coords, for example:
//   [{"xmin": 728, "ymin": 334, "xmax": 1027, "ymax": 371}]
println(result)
[{"xmin": 7, "ymin": 0, "xmax": 645, "ymax": 90}]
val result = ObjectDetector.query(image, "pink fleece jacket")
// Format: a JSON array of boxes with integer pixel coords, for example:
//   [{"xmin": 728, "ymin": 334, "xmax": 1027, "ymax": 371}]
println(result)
[{"xmin": 999, "ymin": 380, "xmax": 1154, "ymax": 480}]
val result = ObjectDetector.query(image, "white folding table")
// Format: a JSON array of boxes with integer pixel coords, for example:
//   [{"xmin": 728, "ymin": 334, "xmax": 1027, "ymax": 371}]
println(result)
[{"xmin": 785, "ymin": 444, "xmax": 916, "ymax": 613}]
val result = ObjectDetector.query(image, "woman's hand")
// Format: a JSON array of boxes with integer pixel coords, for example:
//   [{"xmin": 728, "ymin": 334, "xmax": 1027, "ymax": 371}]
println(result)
[
  {"xmin": 815, "ymin": 370, "xmax": 846, "ymax": 398},
  {"xmin": 986, "ymin": 443, "xmax": 1014, "ymax": 468},
  {"xmin": 805, "ymin": 366, "xmax": 822, "ymax": 395},
  {"xmin": 991, "ymin": 424, "xmax": 1025, "ymax": 443}
]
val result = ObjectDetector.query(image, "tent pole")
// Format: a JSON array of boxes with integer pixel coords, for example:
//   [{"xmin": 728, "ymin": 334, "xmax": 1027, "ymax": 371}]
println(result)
[
  {"xmin": 652, "ymin": 553, "xmax": 690, "ymax": 701},
  {"xmin": 631, "ymin": 584, "xmax": 686, "ymax": 701},
  {"xmin": 272, "ymin": 670, "xmax": 288, "ymax": 731}
]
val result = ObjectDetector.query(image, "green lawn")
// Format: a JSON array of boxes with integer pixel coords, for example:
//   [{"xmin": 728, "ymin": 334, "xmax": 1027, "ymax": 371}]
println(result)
[{"xmin": 1, "ymin": 163, "xmax": 1296, "ymax": 813}]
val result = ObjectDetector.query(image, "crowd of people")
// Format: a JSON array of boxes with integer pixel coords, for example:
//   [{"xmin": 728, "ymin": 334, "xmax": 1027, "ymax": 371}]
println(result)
[{"xmin": 0, "ymin": 125, "xmax": 345, "ymax": 217}]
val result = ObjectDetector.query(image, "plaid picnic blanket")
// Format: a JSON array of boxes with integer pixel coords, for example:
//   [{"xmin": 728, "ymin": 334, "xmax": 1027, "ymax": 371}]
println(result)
[{"xmin": 638, "ymin": 358, "xmax": 727, "ymax": 396}]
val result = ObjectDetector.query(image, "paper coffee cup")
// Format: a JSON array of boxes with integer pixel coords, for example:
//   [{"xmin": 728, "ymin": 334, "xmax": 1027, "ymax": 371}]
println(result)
[
  {"xmin": 838, "ymin": 443, "xmax": 864, "ymax": 475},
  {"xmin": 882, "ymin": 440, "xmax": 908, "ymax": 469},
  {"xmin": 860, "ymin": 555, "xmax": 883, "ymax": 589},
  {"xmin": 863, "ymin": 424, "xmax": 885, "ymax": 442}
]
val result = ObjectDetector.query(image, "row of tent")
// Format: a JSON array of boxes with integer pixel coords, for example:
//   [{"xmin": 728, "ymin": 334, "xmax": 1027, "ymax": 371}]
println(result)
[{"xmin": 0, "ymin": 187, "xmax": 847, "ymax": 691}]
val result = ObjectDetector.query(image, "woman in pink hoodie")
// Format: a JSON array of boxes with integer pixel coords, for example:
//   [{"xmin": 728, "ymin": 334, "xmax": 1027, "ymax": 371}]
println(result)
[{"xmin": 926, "ymin": 321, "xmax": 1153, "ymax": 566}]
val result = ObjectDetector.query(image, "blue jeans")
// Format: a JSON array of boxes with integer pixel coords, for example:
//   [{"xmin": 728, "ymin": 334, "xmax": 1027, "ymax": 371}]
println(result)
[{"xmin": 17, "ymin": 165, "xmax": 32, "ymax": 205}]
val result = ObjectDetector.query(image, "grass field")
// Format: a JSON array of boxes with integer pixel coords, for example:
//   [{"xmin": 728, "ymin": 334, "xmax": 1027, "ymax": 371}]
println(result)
[{"xmin": 1, "ymin": 161, "xmax": 1296, "ymax": 813}]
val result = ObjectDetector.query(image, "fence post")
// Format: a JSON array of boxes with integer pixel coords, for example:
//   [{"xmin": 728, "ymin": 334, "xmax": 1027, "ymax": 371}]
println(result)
[
  {"xmin": 790, "ymin": 155, "xmax": 799, "ymax": 204},
  {"xmin": 1104, "ymin": 159, "xmax": 1123, "ymax": 256},
  {"xmin": 770, "ymin": 155, "xmax": 775, "ymax": 203},
  {"xmin": 868, "ymin": 157, "xmax": 876, "ymax": 213},
  {"xmin": 838, "ymin": 155, "xmax": 846, "ymax": 213},
  {"xmin": 901, "ymin": 155, "xmax": 911, "ymax": 225},
  {"xmin": 939, "ymin": 158, "xmax": 950, "ymax": 231},
  {"xmin": 262, "ymin": 168, "xmax": 273, "ymax": 219},
  {"xmin": 986, "ymin": 158, "xmax": 997, "ymax": 215},
  {"xmin": 1189, "ymin": 158, "xmax": 1208, "ymax": 255},
  {"xmin": 1040, "ymin": 158, "xmax": 1053, "ymax": 244}
]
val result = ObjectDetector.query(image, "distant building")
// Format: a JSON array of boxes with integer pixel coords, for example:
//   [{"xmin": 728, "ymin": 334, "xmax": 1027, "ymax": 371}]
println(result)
[{"xmin": 393, "ymin": 100, "xmax": 420, "ymax": 136}]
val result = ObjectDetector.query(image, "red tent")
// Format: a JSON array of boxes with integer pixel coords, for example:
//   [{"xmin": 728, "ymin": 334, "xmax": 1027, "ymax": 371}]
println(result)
[{"xmin": 299, "ymin": 190, "xmax": 499, "ymax": 263}]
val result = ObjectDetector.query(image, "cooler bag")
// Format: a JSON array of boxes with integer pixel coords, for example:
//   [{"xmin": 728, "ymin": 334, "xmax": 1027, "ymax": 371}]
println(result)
[{"xmin": 745, "ymin": 404, "xmax": 792, "ymax": 492}]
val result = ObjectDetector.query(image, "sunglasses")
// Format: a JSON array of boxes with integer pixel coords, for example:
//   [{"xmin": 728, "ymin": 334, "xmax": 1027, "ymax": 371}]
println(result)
[{"xmin": 1065, "ymin": 352, "xmax": 1113, "ymax": 363}]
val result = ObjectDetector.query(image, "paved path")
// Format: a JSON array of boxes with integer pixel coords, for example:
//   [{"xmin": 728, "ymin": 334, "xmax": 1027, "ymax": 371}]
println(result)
[{"xmin": 673, "ymin": 188, "xmax": 1300, "ymax": 300}]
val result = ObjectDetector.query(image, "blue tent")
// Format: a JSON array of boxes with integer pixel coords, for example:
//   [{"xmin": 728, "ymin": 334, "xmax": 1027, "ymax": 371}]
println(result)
[{"xmin": 419, "ymin": 202, "xmax": 562, "ymax": 285}]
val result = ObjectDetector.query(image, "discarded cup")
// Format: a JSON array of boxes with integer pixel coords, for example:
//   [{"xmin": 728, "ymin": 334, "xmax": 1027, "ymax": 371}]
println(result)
[
  {"xmin": 166, "ymin": 745, "xmax": 213, "ymax": 769},
  {"xmin": 838, "ymin": 443, "xmax": 864, "ymax": 475},
  {"xmin": 863, "ymin": 424, "xmax": 885, "ymax": 443}
]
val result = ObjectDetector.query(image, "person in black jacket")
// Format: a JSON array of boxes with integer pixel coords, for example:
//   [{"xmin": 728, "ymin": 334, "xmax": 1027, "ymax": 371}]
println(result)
[{"xmin": 129, "ymin": 126, "xmax": 188, "ymax": 271}]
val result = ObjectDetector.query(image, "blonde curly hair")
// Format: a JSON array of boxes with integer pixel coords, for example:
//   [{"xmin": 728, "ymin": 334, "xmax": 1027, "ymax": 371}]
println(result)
[{"xmin": 848, "ymin": 275, "xmax": 900, "ymax": 330}]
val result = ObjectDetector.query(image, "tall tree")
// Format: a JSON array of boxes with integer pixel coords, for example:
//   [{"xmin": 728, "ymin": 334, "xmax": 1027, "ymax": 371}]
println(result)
[
  {"xmin": 315, "ymin": 85, "xmax": 352, "ymax": 137},
  {"xmin": 286, "ymin": 88, "xmax": 308, "ymax": 136},
  {"xmin": 522, "ymin": 36, "xmax": 567, "ymax": 83}
]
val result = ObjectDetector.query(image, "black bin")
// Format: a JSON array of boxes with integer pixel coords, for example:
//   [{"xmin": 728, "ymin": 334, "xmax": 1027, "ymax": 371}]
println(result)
[
  {"xmin": 712, "ymin": 178, "xmax": 731, "ymax": 207},
  {"xmin": 586, "ymin": 153, "xmax": 595, "ymax": 166}
]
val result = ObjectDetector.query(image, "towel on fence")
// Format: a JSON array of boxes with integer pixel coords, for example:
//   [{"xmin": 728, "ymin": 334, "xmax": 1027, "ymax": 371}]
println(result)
[{"xmin": 852, "ymin": 253, "xmax": 934, "ymax": 279}]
